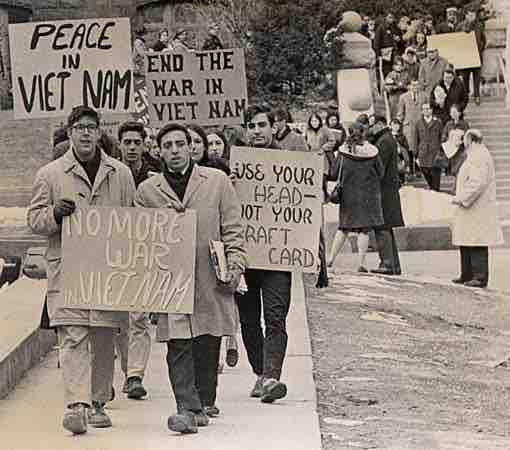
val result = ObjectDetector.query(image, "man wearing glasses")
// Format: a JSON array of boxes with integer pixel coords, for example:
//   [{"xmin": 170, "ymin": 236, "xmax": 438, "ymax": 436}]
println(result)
[{"xmin": 27, "ymin": 106, "xmax": 136, "ymax": 435}]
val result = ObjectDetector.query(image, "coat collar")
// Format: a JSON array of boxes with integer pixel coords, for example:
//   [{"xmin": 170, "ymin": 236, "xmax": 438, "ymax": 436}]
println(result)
[
  {"xmin": 61, "ymin": 146, "xmax": 117, "ymax": 190},
  {"xmin": 155, "ymin": 164, "xmax": 209, "ymax": 207}
]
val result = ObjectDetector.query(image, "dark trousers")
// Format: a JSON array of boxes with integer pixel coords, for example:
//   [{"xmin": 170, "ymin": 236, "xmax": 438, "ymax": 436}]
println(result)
[
  {"xmin": 460, "ymin": 67, "xmax": 481, "ymax": 98},
  {"xmin": 316, "ymin": 229, "xmax": 328, "ymax": 287},
  {"xmin": 421, "ymin": 167, "xmax": 441, "ymax": 191},
  {"xmin": 374, "ymin": 228, "xmax": 401, "ymax": 274},
  {"xmin": 459, "ymin": 246, "xmax": 489, "ymax": 284},
  {"xmin": 166, "ymin": 334, "xmax": 221, "ymax": 412},
  {"xmin": 236, "ymin": 269, "xmax": 291, "ymax": 380}
]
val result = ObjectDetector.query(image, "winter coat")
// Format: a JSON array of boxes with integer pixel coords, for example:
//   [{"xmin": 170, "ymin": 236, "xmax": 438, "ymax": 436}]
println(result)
[
  {"xmin": 372, "ymin": 129, "xmax": 405, "ymax": 228},
  {"xmin": 398, "ymin": 90, "xmax": 429, "ymax": 154},
  {"xmin": 330, "ymin": 143, "xmax": 384, "ymax": 229},
  {"xmin": 441, "ymin": 119, "xmax": 470, "ymax": 143},
  {"xmin": 418, "ymin": 56, "xmax": 450, "ymax": 97},
  {"xmin": 274, "ymin": 126, "xmax": 307, "ymax": 152},
  {"xmin": 134, "ymin": 165, "xmax": 246, "ymax": 340},
  {"xmin": 305, "ymin": 127, "xmax": 336, "ymax": 174},
  {"xmin": 27, "ymin": 149, "xmax": 136, "ymax": 328},
  {"xmin": 452, "ymin": 143, "xmax": 504, "ymax": 247},
  {"xmin": 415, "ymin": 116, "xmax": 443, "ymax": 168},
  {"xmin": 430, "ymin": 77, "xmax": 469, "ymax": 125}
]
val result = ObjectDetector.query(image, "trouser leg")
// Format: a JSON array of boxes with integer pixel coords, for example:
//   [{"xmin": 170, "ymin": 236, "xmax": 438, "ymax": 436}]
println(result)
[
  {"xmin": 470, "ymin": 246, "xmax": 489, "ymax": 284},
  {"xmin": 459, "ymin": 246, "xmax": 473, "ymax": 281},
  {"xmin": 389, "ymin": 228, "xmax": 401, "ymax": 273},
  {"xmin": 58, "ymin": 325, "xmax": 91, "ymax": 407},
  {"xmin": 423, "ymin": 167, "xmax": 441, "ymax": 191},
  {"xmin": 127, "ymin": 312, "xmax": 151, "ymax": 379},
  {"xmin": 472, "ymin": 67, "xmax": 481, "ymax": 98},
  {"xmin": 236, "ymin": 269, "xmax": 264, "ymax": 376},
  {"xmin": 192, "ymin": 334, "xmax": 222, "ymax": 407},
  {"xmin": 374, "ymin": 229, "xmax": 391, "ymax": 269},
  {"xmin": 166, "ymin": 339, "xmax": 202, "ymax": 413},
  {"xmin": 116, "ymin": 317, "xmax": 129, "ymax": 377},
  {"xmin": 261, "ymin": 270, "xmax": 292, "ymax": 380},
  {"xmin": 317, "ymin": 228, "xmax": 328, "ymax": 286},
  {"xmin": 90, "ymin": 327, "xmax": 115, "ymax": 404}
]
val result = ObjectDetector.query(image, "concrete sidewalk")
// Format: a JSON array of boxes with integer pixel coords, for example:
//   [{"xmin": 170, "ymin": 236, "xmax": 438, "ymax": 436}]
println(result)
[{"xmin": 0, "ymin": 274, "xmax": 321, "ymax": 450}]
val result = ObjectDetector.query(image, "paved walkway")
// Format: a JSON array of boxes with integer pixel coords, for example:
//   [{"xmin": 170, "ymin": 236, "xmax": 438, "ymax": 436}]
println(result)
[{"xmin": 0, "ymin": 274, "xmax": 321, "ymax": 450}]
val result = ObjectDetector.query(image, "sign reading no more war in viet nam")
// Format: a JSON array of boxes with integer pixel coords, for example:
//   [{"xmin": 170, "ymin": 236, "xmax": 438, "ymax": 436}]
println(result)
[
  {"xmin": 61, "ymin": 207, "xmax": 196, "ymax": 314},
  {"xmin": 9, "ymin": 18, "xmax": 134, "ymax": 119},
  {"xmin": 230, "ymin": 147, "xmax": 323, "ymax": 272},
  {"xmin": 145, "ymin": 48, "xmax": 247, "ymax": 126}
]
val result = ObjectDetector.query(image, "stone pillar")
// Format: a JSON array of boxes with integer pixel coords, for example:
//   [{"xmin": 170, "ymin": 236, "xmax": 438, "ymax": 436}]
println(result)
[{"xmin": 0, "ymin": 6, "xmax": 10, "ymax": 110}]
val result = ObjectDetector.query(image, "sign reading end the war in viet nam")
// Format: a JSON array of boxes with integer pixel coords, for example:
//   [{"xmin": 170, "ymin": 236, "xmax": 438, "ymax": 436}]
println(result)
[
  {"xmin": 61, "ymin": 207, "xmax": 196, "ymax": 314},
  {"xmin": 9, "ymin": 18, "xmax": 134, "ymax": 119},
  {"xmin": 427, "ymin": 32, "xmax": 481, "ymax": 70},
  {"xmin": 230, "ymin": 147, "xmax": 323, "ymax": 272},
  {"xmin": 145, "ymin": 48, "xmax": 247, "ymax": 127}
]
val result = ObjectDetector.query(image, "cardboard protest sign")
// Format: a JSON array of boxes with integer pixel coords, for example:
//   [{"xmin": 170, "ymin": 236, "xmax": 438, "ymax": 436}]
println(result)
[
  {"xmin": 61, "ymin": 207, "xmax": 196, "ymax": 313},
  {"xmin": 230, "ymin": 147, "xmax": 323, "ymax": 272},
  {"xmin": 427, "ymin": 32, "xmax": 481, "ymax": 70},
  {"xmin": 145, "ymin": 48, "xmax": 247, "ymax": 126},
  {"xmin": 9, "ymin": 18, "xmax": 134, "ymax": 119},
  {"xmin": 337, "ymin": 68, "xmax": 374, "ymax": 124}
]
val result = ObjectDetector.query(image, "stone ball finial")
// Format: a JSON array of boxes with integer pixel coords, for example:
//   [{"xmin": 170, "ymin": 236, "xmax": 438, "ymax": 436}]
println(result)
[{"xmin": 339, "ymin": 11, "xmax": 362, "ymax": 33}]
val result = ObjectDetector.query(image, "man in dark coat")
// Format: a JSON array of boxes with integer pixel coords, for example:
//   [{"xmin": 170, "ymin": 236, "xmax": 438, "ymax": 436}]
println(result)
[
  {"xmin": 415, "ymin": 102, "xmax": 444, "ymax": 191},
  {"xmin": 436, "ymin": 6, "xmax": 460, "ymax": 34},
  {"xmin": 369, "ymin": 115, "xmax": 405, "ymax": 275},
  {"xmin": 430, "ymin": 67, "xmax": 469, "ymax": 125},
  {"xmin": 374, "ymin": 13, "xmax": 401, "ymax": 78},
  {"xmin": 202, "ymin": 22, "xmax": 224, "ymax": 50}
]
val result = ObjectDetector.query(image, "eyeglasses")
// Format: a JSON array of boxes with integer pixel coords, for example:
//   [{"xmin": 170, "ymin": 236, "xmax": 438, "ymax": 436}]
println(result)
[{"xmin": 73, "ymin": 124, "xmax": 98, "ymax": 133}]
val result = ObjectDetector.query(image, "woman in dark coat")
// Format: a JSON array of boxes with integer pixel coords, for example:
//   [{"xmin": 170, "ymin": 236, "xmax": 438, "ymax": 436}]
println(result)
[{"xmin": 326, "ymin": 122, "xmax": 384, "ymax": 272}]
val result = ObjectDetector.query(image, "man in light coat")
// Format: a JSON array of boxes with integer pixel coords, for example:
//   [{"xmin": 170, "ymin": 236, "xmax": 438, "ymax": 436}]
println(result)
[
  {"xmin": 135, "ymin": 123, "xmax": 246, "ymax": 434},
  {"xmin": 451, "ymin": 129, "xmax": 504, "ymax": 287},
  {"xmin": 27, "ymin": 106, "xmax": 136, "ymax": 434},
  {"xmin": 418, "ymin": 47, "xmax": 450, "ymax": 98}
]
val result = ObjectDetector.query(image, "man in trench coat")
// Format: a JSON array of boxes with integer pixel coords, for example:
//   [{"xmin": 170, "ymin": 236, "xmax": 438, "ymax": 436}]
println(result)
[
  {"xmin": 369, "ymin": 115, "xmax": 405, "ymax": 275},
  {"xmin": 27, "ymin": 106, "xmax": 136, "ymax": 434},
  {"xmin": 134, "ymin": 123, "xmax": 246, "ymax": 434}
]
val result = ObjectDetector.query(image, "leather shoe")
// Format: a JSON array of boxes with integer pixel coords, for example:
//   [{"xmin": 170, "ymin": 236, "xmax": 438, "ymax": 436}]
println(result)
[
  {"xmin": 370, "ymin": 267, "xmax": 396, "ymax": 275},
  {"xmin": 452, "ymin": 277, "xmax": 468, "ymax": 284},
  {"xmin": 464, "ymin": 279, "xmax": 487, "ymax": 288}
]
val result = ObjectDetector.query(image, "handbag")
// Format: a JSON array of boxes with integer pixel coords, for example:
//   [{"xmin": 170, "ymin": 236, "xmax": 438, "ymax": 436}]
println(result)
[{"xmin": 329, "ymin": 155, "xmax": 344, "ymax": 204}]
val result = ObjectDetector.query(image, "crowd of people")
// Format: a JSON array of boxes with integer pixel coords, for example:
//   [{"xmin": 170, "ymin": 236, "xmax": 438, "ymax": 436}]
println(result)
[
  {"xmin": 26, "ymin": 4, "xmax": 504, "ymax": 438},
  {"xmin": 352, "ymin": 4, "xmax": 486, "ymax": 192}
]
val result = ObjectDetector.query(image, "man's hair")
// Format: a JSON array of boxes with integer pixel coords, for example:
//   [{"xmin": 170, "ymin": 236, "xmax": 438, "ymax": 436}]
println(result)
[
  {"xmin": 118, "ymin": 121, "xmax": 147, "ymax": 142},
  {"xmin": 244, "ymin": 104, "xmax": 275, "ymax": 127},
  {"xmin": 372, "ymin": 114, "xmax": 387, "ymax": 125},
  {"xmin": 273, "ymin": 106, "xmax": 291, "ymax": 123},
  {"xmin": 444, "ymin": 66, "xmax": 455, "ymax": 75},
  {"xmin": 156, "ymin": 123, "xmax": 191, "ymax": 148},
  {"xmin": 67, "ymin": 105, "xmax": 100, "ymax": 129}
]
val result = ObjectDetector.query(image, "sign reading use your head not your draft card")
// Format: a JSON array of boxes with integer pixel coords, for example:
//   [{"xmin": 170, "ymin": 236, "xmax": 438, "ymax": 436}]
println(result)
[
  {"xmin": 230, "ymin": 147, "xmax": 323, "ymax": 272},
  {"xmin": 9, "ymin": 17, "xmax": 134, "ymax": 119},
  {"xmin": 145, "ymin": 48, "xmax": 247, "ymax": 126},
  {"xmin": 61, "ymin": 207, "xmax": 196, "ymax": 314}
]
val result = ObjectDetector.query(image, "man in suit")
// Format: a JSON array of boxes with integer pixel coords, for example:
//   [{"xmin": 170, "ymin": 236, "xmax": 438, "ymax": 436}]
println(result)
[
  {"xmin": 398, "ymin": 80, "xmax": 428, "ymax": 177},
  {"xmin": 415, "ymin": 102, "xmax": 444, "ymax": 191},
  {"xmin": 369, "ymin": 115, "xmax": 405, "ymax": 275},
  {"xmin": 430, "ymin": 67, "xmax": 469, "ymax": 125}
]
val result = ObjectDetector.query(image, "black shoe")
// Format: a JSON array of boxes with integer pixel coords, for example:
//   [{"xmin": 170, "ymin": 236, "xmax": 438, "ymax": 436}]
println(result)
[
  {"xmin": 452, "ymin": 277, "xmax": 469, "ymax": 284},
  {"xmin": 464, "ymin": 279, "xmax": 487, "ymax": 288},
  {"xmin": 194, "ymin": 411, "xmax": 210, "ymax": 427},
  {"xmin": 167, "ymin": 412, "xmax": 198, "ymax": 434},
  {"xmin": 261, "ymin": 378, "xmax": 287, "ymax": 403},
  {"xmin": 127, "ymin": 377, "xmax": 147, "ymax": 399},
  {"xmin": 204, "ymin": 405, "xmax": 220, "ymax": 417},
  {"xmin": 370, "ymin": 267, "xmax": 396, "ymax": 275},
  {"xmin": 226, "ymin": 347, "xmax": 239, "ymax": 368}
]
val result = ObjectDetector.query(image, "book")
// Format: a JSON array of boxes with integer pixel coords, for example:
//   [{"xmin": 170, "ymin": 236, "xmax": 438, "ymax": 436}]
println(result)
[{"xmin": 209, "ymin": 240, "xmax": 228, "ymax": 283}]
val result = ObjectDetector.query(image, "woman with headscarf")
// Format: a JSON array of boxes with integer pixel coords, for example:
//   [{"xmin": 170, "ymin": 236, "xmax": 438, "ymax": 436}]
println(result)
[
  {"xmin": 451, "ymin": 129, "xmax": 504, "ymax": 288},
  {"xmin": 327, "ymin": 121, "xmax": 384, "ymax": 273}
]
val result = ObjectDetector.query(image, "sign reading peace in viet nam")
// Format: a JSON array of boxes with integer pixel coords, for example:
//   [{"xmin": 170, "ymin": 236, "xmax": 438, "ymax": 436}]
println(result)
[
  {"xmin": 9, "ymin": 18, "xmax": 134, "ymax": 119},
  {"xmin": 61, "ymin": 207, "xmax": 196, "ymax": 314},
  {"xmin": 230, "ymin": 147, "xmax": 323, "ymax": 272},
  {"xmin": 145, "ymin": 48, "xmax": 247, "ymax": 126}
]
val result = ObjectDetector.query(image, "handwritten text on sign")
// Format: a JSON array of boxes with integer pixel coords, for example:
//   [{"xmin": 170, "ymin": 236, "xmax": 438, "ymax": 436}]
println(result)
[
  {"xmin": 230, "ymin": 147, "xmax": 323, "ymax": 272},
  {"xmin": 61, "ymin": 207, "xmax": 196, "ymax": 313},
  {"xmin": 9, "ymin": 18, "xmax": 134, "ymax": 119},
  {"xmin": 145, "ymin": 49, "xmax": 247, "ymax": 126}
]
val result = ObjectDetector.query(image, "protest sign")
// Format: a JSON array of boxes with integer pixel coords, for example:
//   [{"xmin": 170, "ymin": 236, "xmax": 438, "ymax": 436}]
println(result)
[
  {"xmin": 9, "ymin": 18, "xmax": 134, "ymax": 119},
  {"xmin": 230, "ymin": 147, "xmax": 323, "ymax": 272},
  {"xmin": 145, "ymin": 48, "xmax": 247, "ymax": 126},
  {"xmin": 61, "ymin": 207, "xmax": 196, "ymax": 313},
  {"xmin": 399, "ymin": 186, "xmax": 455, "ymax": 225},
  {"xmin": 427, "ymin": 32, "xmax": 481, "ymax": 70},
  {"xmin": 337, "ymin": 68, "xmax": 374, "ymax": 124}
]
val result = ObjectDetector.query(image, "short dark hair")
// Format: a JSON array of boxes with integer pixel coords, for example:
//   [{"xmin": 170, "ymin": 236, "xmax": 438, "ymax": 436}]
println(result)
[
  {"xmin": 67, "ymin": 105, "xmax": 100, "ymax": 129},
  {"xmin": 118, "ymin": 121, "xmax": 147, "ymax": 142},
  {"xmin": 244, "ymin": 104, "xmax": 275, "ymax": 127},
  {"xmin": 372, "ymin": 114, "xmax": 387, "ymax": 125},
  {"xmin": 156, "ymin": 123, "xmax": 191, "ymax": 148},
  {"xmin": 273, "ymin": 106, "xmax": 291, "ymax": 123}
]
